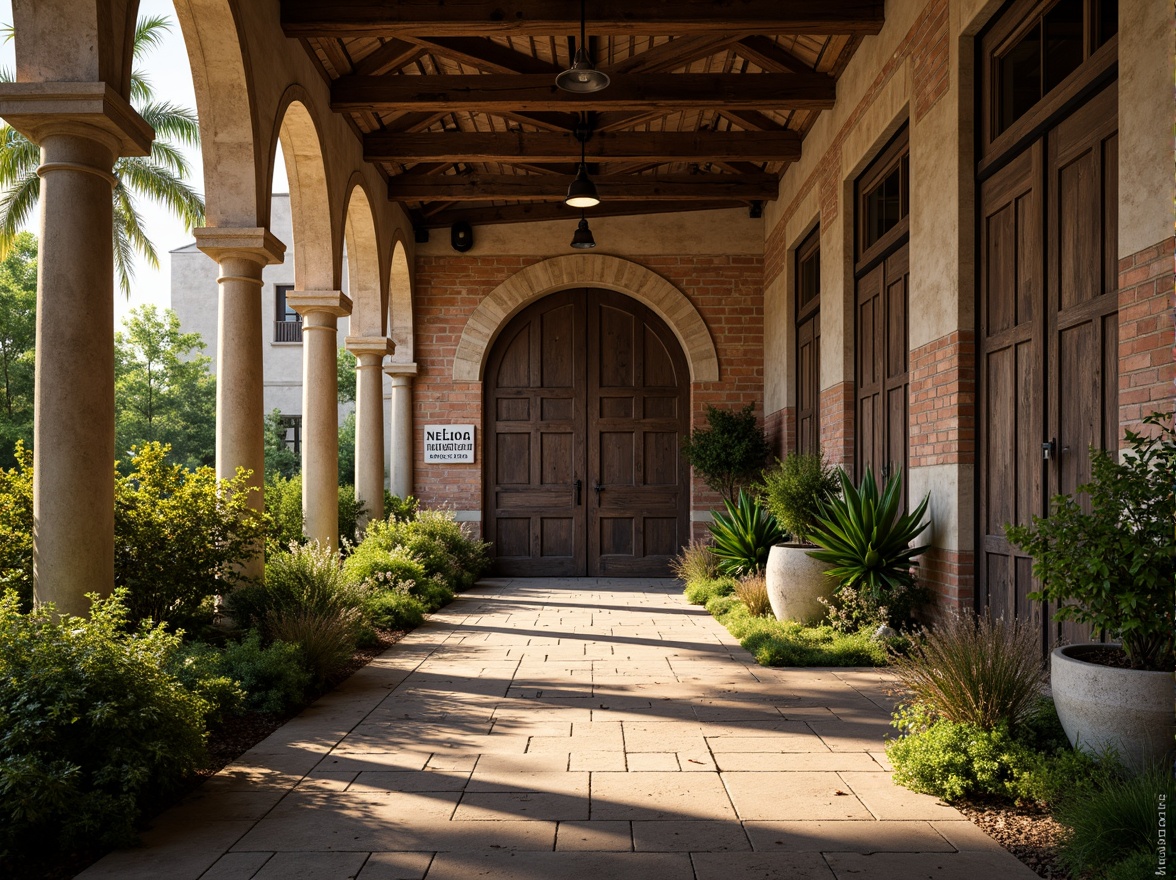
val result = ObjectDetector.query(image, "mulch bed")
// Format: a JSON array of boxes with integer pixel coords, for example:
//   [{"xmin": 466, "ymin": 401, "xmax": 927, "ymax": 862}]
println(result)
[
  {"xmin": 12, "ymin": 628, "xmax": 405, "ymax": 880},
  {"xmin": 957, "ymin": 797, "xmax": 1071, "ymax": 879}
]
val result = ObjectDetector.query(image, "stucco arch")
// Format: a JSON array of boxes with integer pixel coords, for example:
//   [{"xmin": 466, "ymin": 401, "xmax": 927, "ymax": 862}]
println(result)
[
  {"xmin": 171, "ymin": 0, "xmax": 262, "ymax": 228},
  {"xmin": 342, "ymin": 177, "xmax": 383, "ymax": 335},
  {"xmin": 271, "ymin": 90, "xmax": 336, "ymax": 290},
  {"xmin": 453, "ymin": 255, "xmax": 719, "ymax": 382},
  {"xmin": 388, "ymin": 237, "xmax": 414, "ymax": 364}
]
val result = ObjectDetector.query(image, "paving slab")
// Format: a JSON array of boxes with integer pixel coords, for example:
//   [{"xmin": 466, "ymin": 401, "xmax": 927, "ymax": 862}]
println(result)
[{"xmin": 76, "ymin": 577, "xmax": 1032, "ymax": 878}]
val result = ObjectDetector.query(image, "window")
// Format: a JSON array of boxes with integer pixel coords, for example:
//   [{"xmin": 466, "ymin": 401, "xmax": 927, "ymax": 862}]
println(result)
[
  {"xmin": 855, "ymin": 126, "xmax": 909, "ymax": 263},
  {"xmin": 279, "ymin": 414, "xmax": 302, "ymax": 455},
  {"xmin": 795, "ymin": 226, "xmax": 821, "ymax": 456},
  {"xmin": 274, "ymin": 284, "xmax": 302, "ymax": 343}
]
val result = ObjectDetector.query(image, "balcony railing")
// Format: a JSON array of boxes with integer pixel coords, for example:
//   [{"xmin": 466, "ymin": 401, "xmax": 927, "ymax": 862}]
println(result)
[{"xmin": 274, "ymin": 320, "xmax": 303, "ymax": 343}]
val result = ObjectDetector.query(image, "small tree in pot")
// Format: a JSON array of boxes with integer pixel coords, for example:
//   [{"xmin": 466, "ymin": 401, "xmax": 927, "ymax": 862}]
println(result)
[
  {"xmin": 1005, "ymin": 412, "xmax": 1175, "ymax": 770},
  {"xmin": 682, "ymin": 404, "xmax": 771, "ymax": 504},
  {"xmin": 756, "ymin": 452, "xmax": 840, "ymax": 622}
]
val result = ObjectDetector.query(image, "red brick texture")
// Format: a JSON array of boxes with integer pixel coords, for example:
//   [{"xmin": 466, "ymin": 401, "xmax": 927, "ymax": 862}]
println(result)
[
  {"xmin": 764, "ymin": 0, "xmax": 950, "ymax": 285},
  {"xmin": 1118, "ymin": 237, "xmax": 1175, "ymax": 435},
  {"xmin": 908, "ymin": 331, "xmax": 976, "ymax": 467},
  {"xmin": 411, "ymin": 253, "xmax": 765, "ymax": 540},
  {"xmin": 921, "ymin": 548, "xmax": 975, "ymax": 615},
  {"xmin": 764, "ymin": 406, "xmax": 795, "ymax": 461},
  {"xmin": 818, "ymin": 382, "xmax": 854, "ymax": 470}
]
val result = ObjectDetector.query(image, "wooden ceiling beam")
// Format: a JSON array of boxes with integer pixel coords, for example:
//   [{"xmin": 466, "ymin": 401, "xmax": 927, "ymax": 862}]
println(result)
[
  {"xmin": 607, "ymin": 34, "xmax": 743, "ymax": 75},
  {"xmin": 283, "ymin": 2, "xmax": 885, "ymax": 38},
  {"xmin": 386, "ymin": 171, "xmax": 779, "ymax": 202},
  {"xmin": 419, "ymin": 199, "xmax": 752, "ymax": 228},
  {"xmin": 409, "ymin": 36, "xmax": 561, "ymax": 75},
  {"xmin": 735, "ymin": 36, "xmax": 815, "ymax": 72},
  {"xmin": 333, "ymin": 72, "xmax": 836, "ymax": 113},
  {"xmin": 352, "ymin": 38, "xmax": 427, "ymax": 75},
  {"xmin": 365, "ymin": 129, "xmax": 801, "ymax": 163},
  {"xmin": 718, "ymin": 108, "xmax": 789, "ymax": 131}
]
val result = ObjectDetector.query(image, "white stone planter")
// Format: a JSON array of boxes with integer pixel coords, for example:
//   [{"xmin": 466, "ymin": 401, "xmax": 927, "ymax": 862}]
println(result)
[
  {"xmin": 1050, "ymin": 643, "xmax": 1176, "ymax": 773},
  {"xmin": 764, "ymin": 543, "xmax": 835, "ymax": 625}
]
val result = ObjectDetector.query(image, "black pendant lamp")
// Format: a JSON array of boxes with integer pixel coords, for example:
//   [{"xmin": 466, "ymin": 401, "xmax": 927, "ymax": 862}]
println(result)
[
  {"xmin": 570, "ymin": 212, "xmax": 596, "ymax": 249},
  {"xmin": 565, "ymin": 120, "xmax": 600, "ymax": 208},
  {"xmin": 555, "ymin": 0, "xmax": 610, "ymax": 93}
]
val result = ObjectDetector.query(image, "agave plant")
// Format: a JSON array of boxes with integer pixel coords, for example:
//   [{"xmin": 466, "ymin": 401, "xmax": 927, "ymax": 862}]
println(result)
[
  {"xmin": 807, "ymin": 467, "xmax": 930, "ymax": 601},
  {"xmin": 707, "ymin": 489, "xmax": 785, "ymax": 576}
]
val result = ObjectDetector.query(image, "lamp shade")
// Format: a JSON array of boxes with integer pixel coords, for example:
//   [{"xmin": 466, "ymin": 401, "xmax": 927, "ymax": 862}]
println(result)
[
  {"xmin": 565, "ymin": 164, "xmax": 600, "ymax": 208},
  {"xmin": 555, "ymin": 48, "xmax": 611, "ymax": 93},
  {"xmin": 571, "ymin": 217, "xmax": 596, "ymax": 249}
]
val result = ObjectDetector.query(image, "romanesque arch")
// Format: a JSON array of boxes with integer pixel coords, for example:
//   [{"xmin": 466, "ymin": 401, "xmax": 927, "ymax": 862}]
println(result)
[
  {"xmin": 342, "ymin": 178, "xmax": 383, "ymax": 336},
  {"xmin": 388, "ymin": 237, "xmax": 414, "ymax": 364},
  {"xmin": 452, "ymin": 255, "xmax": 719, "ymax": 382}
]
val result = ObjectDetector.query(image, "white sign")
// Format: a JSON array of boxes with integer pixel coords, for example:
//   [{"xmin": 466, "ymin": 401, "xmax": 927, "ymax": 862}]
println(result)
[{"xmin": 423, "ymin": 424, "xmax": 475, "ymax": 463}]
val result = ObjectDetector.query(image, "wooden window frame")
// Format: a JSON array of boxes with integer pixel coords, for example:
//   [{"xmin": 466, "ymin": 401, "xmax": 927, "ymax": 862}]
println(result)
[
  {"xmin": 794, "ymin": 225, "xmax": 821, "ymax": 456},
  {"xmin": 854, "ymin": 125, "xmax": 910, "ymax": 276},
  {"xmin": 795, "ymin": 226, "xmax": 821, "ymax": 324},
  {"xmin": 274, "ymin": 284, "xmax": 303, "ymax": 343}
]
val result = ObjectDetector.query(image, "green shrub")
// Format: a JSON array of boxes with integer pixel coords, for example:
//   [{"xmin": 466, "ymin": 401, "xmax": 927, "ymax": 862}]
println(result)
[
  {"xmin": 0, "ymin": 590, "xmax": 210, "ymax": 859},
  {"xmin": 890, "ymin": 614, "xmax": 1043, "ymax": 731},
  {"xmin": 1008, "ymin": 740, "xmax": 1110, "ymax": 808},
  {"xmin": 0, "ymin": 442, "xmax": 32, "ymax": 608},
  {"xmin": 266, "ymin": 608, "xmax": 359, "ymax": 686},
  {"xmin": 345, "ymin": 541, "xmax": 428, "ymax": 589},
  {"xmin": 264, "ymin": 473, "xmax": 370, "ymax": 553},
  {"xmin": 1103, "ymin": 850, "xmax": 1162, "ymax": 880},
  {"xmin": 683, "ymin": 574, "xmax": 736, "ymax": 606},
  {"xmin": 364, "ymin": 589, "xmax": 427, "ymax": 631},
  {"xmin": 351, "ymin": 509, "xmax": 489, "ymax": 596},
  {"xmin": 820, "ymin": 581, "xmax": 928, "ymax": 633},
  {"xmin": 682, "ymin": 403, "xmax": 771, "ymax": 502},
  {"xmin": 166, "ymin": 641, "xmax": 245, "ymax": 726},
  {"xmin": 114, "ymin": 442, "xmax": 265, "ymax": 628},
  {"xmin": 734, "ymin": 572, "xmax": 771, "ymax": 617},
  {"xmin": 1055, "ymin": 765, "xmax": 1175, "ymax": 876},
  {"xmin": 219, "ymin": 632, "xmax": 311, "ymax": 715},
  {"xmin": 709, "ymin": 596, "xmax": 889, "ymax": 667},
  {"xmin": 384, "ymin": 493, "xmax": 419, "ymax": 522},
  {"xmin": 757, "ymin": 452, "xmax": 839, "ymax": 543},
  {"xmin": 670, "ymin": 540, "xmax": 719, "ymax": 586},
  {"xmin": 708, "ymin": 489, "xmax": 784, "ymax": 576}
]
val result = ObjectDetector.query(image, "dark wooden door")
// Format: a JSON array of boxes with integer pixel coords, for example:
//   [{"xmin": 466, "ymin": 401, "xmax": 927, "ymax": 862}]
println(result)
[
  {"xmin": 485, "ymin": 289, "xmax": 688, "ymax": 576},
  {"xmin": 978, "ymin": 84, "xmax": 1118, "ymax": 650},
  {"xmin": 796, "ymin": 312, "xmax": 820, "ymax": 455},
  {"xmin": 855, "ymin": 245, "xmax": 909, "ymax": 493}
]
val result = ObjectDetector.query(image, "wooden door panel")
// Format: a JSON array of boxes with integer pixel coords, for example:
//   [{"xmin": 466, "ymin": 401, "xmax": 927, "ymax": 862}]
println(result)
[{"xmin": 796, "ymin": 314, "xmax": 819, "ymax": 455}]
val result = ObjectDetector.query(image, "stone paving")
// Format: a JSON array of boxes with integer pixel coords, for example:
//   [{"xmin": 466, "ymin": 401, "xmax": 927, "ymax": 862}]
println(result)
[{"xmin": 78, "ymin": 578, "xmax": 1039, "ymax": 880}]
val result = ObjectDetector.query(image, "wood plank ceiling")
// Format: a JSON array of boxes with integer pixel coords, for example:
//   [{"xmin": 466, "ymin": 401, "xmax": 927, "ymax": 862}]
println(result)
[{"xmin": 281, "ymin": 2, "xmax": 883, "ymax": 230}]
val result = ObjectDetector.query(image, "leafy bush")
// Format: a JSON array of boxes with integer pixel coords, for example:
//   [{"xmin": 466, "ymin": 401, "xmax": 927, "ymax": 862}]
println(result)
[
  {"xmin": 349, "ymin": 509, "xmax": 489, "ymax": 598},
  {"xmin": 707, "ymin": 595, "xmax": 889, "ymax": 667},
  {"xmin": 364, "ymin": 589, "xmax": 427, "ymax": 631},
  {"xmin": 0, "ymin": 590, "xmax": 210, "ymax": 859},
  {"xmin": 173, "ymin": 633, "xmax": 311, "ymax": 716},
  {"xmin": 670, "ymin": 540, "xmax": 719, "ymax": 585},
  {"xmin": 345, "ymin": 542, "xmax": 429, "ymax": 589},
  {"xmin": 683, "ymin": 574, "xmax": 737, "ymax": 606},
  {"xmin": 229, "ymin": 543, "xmax": 369, "ymax": 683},
  {"xmin": 820, "ymin": 581, "xmax": 927, "ymax": 633},
  {"xmin": 264, "ymin": 473, "xmax": 370, "ymax": 553},
  {"xmin": 1055, "ymin": 765, "xmax": 1175, "ymax": 876},
  {"xmin": 682, "ymin": 403, "xmax": 771, "ymax": 502},
  {"xmin": 1005, "ymin": 412, "xmax": 1176, "ymax": 671},
  {"xmin": 808, "ymin": 467, "xmax": 930, "ymax": 624},
  {"xmin": 384, "ymin": 493, "xmax": 419, "ymax": 522},
  {"xmin": 890, "ymin": 614, "xmax": 1043, "ymax": 730},
  {"xmin": 0, "ymin": 442, "xmax": 32, "ymax": 608},
  {"xmin": 758, "ymin": 452, "xmax": 839, "ymax": 544},
  {"xmin": 708, "ymin": 490, "xmax": 784, "ymax": 576},
  {"xmin": 115, "ymin": 442, "xmax": 265, "ymax": 628},
  {"xmin": 734, "ymin": 572, "xmax": 771, "ymax": 617},
  {"xmin": 165, "ymin": 641, "xmax": 245, "ymax": 726}
]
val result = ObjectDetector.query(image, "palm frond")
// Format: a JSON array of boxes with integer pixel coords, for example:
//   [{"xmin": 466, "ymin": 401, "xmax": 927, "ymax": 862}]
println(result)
[
  {"xmin": 133, "ymin": 15, "xmax": 172, "ymax": 56},
  {"xmin": 148, "ymin": 141, "xmax": 191, "ymax": 178},
  {"xmin": 0, "ymin": 126, "xmax": 39, "ymax": 190},
  {"xmin": 0, "ymin": 65, "xmax": 12, "ymax": 84},
  {"xmin": 114, "ymin": 158, "xmax": 205, "ymax": 231},
  {"xmin": 111, "ymin": 194, "xmax": 138, "ymax": 298},
  {"xmin": 0, "ymin": 23, "xmax": 13, "ymax": 44},
  {"xmin": 136, "ymin": 102, "xmax": 201, "ymax": 148},
  {"xmin": 0, "ymin": 173, "xmax": 40, "ymax": 262},
  {"xmin": 130, "ymin": 68, "xmax": 154, "ymax": 105}
]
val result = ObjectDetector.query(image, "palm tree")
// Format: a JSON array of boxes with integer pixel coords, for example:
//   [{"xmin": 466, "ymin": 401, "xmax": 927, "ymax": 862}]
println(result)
[{"xmin": 0, "ymin": 15, "xmax": 205, "ymax": 296}]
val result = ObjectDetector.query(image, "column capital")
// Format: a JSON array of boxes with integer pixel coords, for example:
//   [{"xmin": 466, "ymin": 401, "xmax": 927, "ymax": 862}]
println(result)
[
  {"xmin": 0, "ymin": 82, "xmax": 153, "ymax": 156},
  {"xmin": 384, "ymin": 362, "xmax": 419, "ymax": 379},
  {"xmin": 345, "ymin": 336, "xmax": 396, "ymax": 360},
  {"xmin": 288, "ymin": 290, "xmax": 353, "ymax": 319},
  {"xmin": 195, "ymin": 227, "xmax": 286, "ymax": 267}
]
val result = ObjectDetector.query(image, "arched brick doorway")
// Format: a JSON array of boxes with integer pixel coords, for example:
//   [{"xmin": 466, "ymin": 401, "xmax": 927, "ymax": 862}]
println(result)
[{"xmin": 484, "ymin": 289, "xmax": 690, "ymax": 577}]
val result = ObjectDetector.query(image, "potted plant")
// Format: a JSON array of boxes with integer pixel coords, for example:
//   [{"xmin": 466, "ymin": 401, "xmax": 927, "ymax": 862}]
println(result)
[
  {"xmin": 758, "ymin": 452, "xmax": 840, "ymax": 622},
  {"xmin": 1005, "ymin": 413, "xmax": 1176, "ymax": 772},
  {"xmin": 682, "ymin": 404, "xmax": 771, "ymax": 503},
  {"xmin": 708, "ymin": 489, "xmax": 784, "ymax": 577},
  {"xmin": 806, "ymin": 467, "xmax": 931, "ymax": 629}
]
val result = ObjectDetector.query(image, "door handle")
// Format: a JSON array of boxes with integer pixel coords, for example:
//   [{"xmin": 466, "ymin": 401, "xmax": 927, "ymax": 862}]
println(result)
[
  {"xmin": 574, "ymin": 479, "xmax": 582, "ymax": 506},
  {"xmin": 1042, "ymin": 438, "xmax": 1056, "ymax": 461},
  {"xmin": 593, "ymin": 482, "xmax": 604, "ymax": 501}
]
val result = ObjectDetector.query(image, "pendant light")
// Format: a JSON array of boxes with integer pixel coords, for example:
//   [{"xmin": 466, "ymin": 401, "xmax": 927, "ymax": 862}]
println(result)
[
  {"xmin": 570, "ymin": 212, "xmax": 596, "ymax": 249},
  {"xmin": 565, "ymin": 118, "xmax": 600, "ymax": 208},
  {"xmin": 555, "ymin": 0, "xmax": 610, "ymax": 93}
]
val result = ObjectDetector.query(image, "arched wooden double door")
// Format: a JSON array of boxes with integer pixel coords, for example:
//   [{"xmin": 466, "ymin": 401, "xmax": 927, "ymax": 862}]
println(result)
[{"xmin": 484, "ymin": 289, "xmax": 690, "ymax": 576}]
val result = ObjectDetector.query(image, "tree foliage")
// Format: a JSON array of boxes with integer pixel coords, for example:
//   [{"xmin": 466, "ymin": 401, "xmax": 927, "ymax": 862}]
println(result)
[
  {"xmin": 115, "ymin": 305, "xmax": 216, "ymax": 471},
  {"xmin": 0, "ymin": 233, "xmax": 35, "ymax": 463},
  {"xmin": 682, "ymin": 404, "xmax": 770, "ymax": 502}
]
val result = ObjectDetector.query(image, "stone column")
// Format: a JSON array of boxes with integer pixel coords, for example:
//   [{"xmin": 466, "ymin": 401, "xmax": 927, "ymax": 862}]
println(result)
[
  {"xmin": 196, "ymin": 229, "xmax": 285, "ymax": 582},
  {"xmin": 288, "ymin": 291, "xmax": 352, "ymax": 550},
  {"xmin": 385, "ymin": 363, "xmax": 418, "ymax": 500},
  {"xmin": 0, "ymin": 85, "xmax": 152, "ymax": 615},
  {"xmin": 345, "ymin": 336, "xmax": 395, "ymax": 526}
]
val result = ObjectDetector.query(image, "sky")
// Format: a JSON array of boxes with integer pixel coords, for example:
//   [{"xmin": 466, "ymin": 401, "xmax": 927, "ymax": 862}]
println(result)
[{"xmin": 0, "ymin": 0, "xmax": 287, "ymax": 324}]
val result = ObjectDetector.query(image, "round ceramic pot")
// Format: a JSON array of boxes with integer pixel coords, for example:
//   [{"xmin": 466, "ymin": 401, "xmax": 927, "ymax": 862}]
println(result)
[
  {"xmin": 1050, "ymin": 643, "xmax": 1176, "ymax": 773},
  {"xmin": 764, "ymin": 543, "xmax": 835, "ymax": 625}
]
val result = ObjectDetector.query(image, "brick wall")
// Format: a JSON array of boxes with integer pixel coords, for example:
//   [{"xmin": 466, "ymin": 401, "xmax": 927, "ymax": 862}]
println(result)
[
  {"xmin": 818, "ymin": 382, "xmax": 854, "ymax": 470},
  {"xmin": 921, "ymin": 548, "xmax": 974, "ymax": 615},
  {"xmin": 909, "ymin": 330, "xmax": 976, "ymax": 467},
  {"xmin": 411, "ymin": 253, "xmax": 764, "ymax": 540},
  {"xmin": 1118, "ymin": 237, "xmax": 1175, "ymax": 436},
  {"xmin": 764, "ymin": 406, "xmax": 795, "ymax": 461}
]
